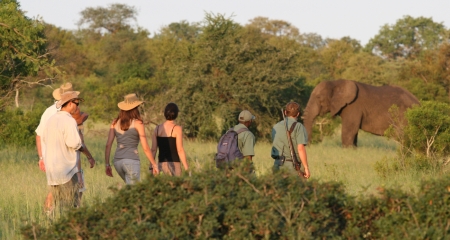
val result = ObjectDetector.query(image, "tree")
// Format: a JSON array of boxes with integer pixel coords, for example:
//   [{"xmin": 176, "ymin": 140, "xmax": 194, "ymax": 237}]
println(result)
[
  {"xmin": 156, "ymin": 20, "xmax": 202, "ymax": 43},
  {"xmin": 365, "ymin": 16, "xmax": 449, "ymax": 60},
  {"xmin": 297, "ymin": 32, "xmax": 326, "ymax": 50},
  {"xmin": 246, "ymin": 17, "xmax": 300, "ymax": 37},
  {"xmin": 43, "ymin": 24, "xmax": 93, "ymax": 76},
  {"xmin": 341, "ymin": 52, "xmax": 394, "ymax": 85},
  {"xmin": 398, "ymin": 43, "xmax": 450, "ymax": 102},
  {"xmin": 0, "ymin": 0, "xmax": 56, "ymax": 109},
  {"xmin": 169, "ymin": 13, "xmax": 309, "ymax": 139},
  {"xmin": 320, "ymin": 37, "xmax": 362, "ymax": 79},
  {"xmin": 77, "ymin": 4, "xmax": 138, "ymax": 34}
]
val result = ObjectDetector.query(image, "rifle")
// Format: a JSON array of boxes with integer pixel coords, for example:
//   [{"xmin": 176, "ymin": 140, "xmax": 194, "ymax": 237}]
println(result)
[{"xmin": 281, "ymin": 109, "xmax": 306, "ymax": 179}]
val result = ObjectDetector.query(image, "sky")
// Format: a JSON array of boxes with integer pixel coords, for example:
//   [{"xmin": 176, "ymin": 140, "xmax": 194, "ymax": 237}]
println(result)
[{"xmin": 18, "ymin": 0, "xmax": 450, "ymax": 46}]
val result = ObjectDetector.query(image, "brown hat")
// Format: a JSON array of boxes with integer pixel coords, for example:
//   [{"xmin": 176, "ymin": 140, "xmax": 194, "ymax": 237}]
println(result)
[
  {"xmin": 52, "ymin": 82, "xmax": 80, "ymax": 101},
  {"xmin": 118, "ymin": 93, "xmax": 144, "ymax": 111},
  {"xmin": 56, "ymin": 91, "xmax": 84, "ymax": 108}
]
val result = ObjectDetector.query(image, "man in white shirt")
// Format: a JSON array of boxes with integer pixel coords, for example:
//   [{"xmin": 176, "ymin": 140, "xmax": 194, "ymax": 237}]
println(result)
[
  {"xmin": 42, "ymin": 91, "xmax": 87, "ymax": 213},
  {"xmin": 35, "ymin": 83, "xmax": 79, "ymax": 212},
  {"xmin": 36, "ymin": 83, "xmax": 79, "ymax": 171}
]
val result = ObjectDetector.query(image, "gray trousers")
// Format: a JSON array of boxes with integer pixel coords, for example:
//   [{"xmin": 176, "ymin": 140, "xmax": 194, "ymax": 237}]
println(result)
[{"xmin": 114, "ymin": 159, "xmax": 141, "ymax": 184}]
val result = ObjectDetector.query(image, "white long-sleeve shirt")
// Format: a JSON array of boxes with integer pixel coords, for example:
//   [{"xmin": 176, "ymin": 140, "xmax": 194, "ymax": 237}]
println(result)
[{"xmin": 43, "ymin": 111, "xmax": 82, "ymax": 185}]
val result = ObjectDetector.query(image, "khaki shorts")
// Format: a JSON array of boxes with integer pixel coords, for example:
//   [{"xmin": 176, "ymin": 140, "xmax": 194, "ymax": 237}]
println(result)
[{"xmin": 50, "ymin": 174, "xmax": 80, "ymax": 211}]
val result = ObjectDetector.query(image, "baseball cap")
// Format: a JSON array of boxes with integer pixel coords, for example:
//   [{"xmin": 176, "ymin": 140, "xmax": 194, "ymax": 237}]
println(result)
[{"xmin": 238, "ymin": 110, "xmax": 256, "ymax": 121}]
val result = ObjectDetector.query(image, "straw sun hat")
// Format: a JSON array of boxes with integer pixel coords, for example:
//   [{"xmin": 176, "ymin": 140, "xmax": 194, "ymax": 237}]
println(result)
[
  {"xmin": 56, "ymin": 91, "xmax": 84, "ymax": 109},
  {"xmin": 118, "ymin": 93, "xmax": 144, "ymax": 111},
  {"xmin": 52, "ymin": 82, "xmax": 80, "ymax": 101}
]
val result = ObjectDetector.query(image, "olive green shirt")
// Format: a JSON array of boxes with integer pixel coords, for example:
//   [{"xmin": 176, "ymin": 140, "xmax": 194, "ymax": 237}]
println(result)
[
  {"xmin": 271, "ymin": 117, "xmax": 308, "ymax": 158},
  {"xmin": 233, "ymin": 123, "xmax": 256, "ymax": 157}
]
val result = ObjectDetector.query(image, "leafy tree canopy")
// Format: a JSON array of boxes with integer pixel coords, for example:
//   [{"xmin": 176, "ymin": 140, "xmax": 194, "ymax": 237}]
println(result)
[
  {"xmin": 0, "ymin": 0, "xmax": 55, "ymax": 109},
  {"xmin": 366, "ymin": 15, "xmax": 449, "ymax": 60},
  {"xmin": 77, "ymin": 3, "xmax": 138, "ymax": 34},
  {"xmin": 169, "ymin": 13, "xmax": 309, "ymax": 139},
  {"xmin": 156, "ymin": 20, "xmax": 202, "ymax": 43},
  {"xmin": 247, "ymin": 17, "xmax": 300, "ymax": 38}
]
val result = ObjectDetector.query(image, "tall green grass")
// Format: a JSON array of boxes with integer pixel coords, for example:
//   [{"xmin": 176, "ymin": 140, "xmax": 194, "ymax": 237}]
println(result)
[{"xmin": 1, "ymin": 128, "xmax": 447, "ymax": 239}]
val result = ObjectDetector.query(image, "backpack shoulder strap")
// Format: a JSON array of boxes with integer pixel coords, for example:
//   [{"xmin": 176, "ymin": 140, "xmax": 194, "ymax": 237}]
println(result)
[
  {"xmin": 235, "ymin": 127, "xmax": 249, "ymax": 134},
  {"xmin": 289, "ymin": 122, "xmax": 297, "ymax": 134}
]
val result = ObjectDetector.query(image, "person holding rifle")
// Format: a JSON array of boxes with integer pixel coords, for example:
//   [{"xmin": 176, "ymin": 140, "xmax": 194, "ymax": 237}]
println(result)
[{"xmin": 271, "ymin": 102, "xmax": 310, "ymax": 179}]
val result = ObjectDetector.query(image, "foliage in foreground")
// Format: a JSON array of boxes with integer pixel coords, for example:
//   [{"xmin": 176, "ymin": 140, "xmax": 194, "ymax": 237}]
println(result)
[{"xmin": 21, "ymin": 166, "xmax": 450, "ymax": 239}]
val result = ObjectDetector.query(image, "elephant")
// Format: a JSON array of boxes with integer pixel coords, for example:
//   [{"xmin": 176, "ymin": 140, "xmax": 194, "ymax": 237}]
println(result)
[{"xmin": 302, "ymin": 79, "xmax": 420, "ymax": 147}]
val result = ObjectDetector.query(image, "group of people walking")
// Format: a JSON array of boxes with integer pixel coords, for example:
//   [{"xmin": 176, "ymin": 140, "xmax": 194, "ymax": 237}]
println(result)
[{"xmin": 35, "ymin": 82, "xmax": 310, "ymax": 216}]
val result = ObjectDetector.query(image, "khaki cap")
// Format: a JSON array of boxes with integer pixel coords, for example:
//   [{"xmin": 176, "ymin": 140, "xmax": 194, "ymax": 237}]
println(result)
[{"xmin": 238, "ymin": 110, "xmax": 256, "ymax": 121}]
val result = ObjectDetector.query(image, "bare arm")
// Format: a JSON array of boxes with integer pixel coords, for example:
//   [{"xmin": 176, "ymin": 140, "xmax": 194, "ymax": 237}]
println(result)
[
  {"xmin": 36, "ymin": 135, "xmax": 45, "ymax": 172},
  {"xmin": 151, "ymin": 127, "xmax": 158, "ymax": 160},
  {"xmin": 78, "ymin": 130, "xmax": 95, "ymax": 168},
  {"xmin": 105, "ymin": 123, "xmax": 116, "ymax": 177},
  {"xmin": 135, "ymin": 120, "xmax": 159, "ymax": 174},
  {"xmin": 174, "ymin": 125, "xmax": 189, "ymax": 171},
  {"xmin": 297, "ymin": 144, "xmax": 310, "ymax": 179}
]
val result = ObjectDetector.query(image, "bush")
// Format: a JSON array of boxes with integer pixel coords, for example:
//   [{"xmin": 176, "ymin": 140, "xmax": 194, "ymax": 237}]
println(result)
[
  {"xmin": 384, "ymin": 101, "xmax": 450, "ymax": 173},
  {"xmin": 0, "ymin": 105, "xmax": 44, "ymax": 148},
  {"xmin": 404, "ymin": 101, "xmax": 450, "ymax": 158},
  {"xmin": 22, "ymin": 166, "xmax": 349, "ymax": 239},
  {"xmin": 21, "ymin": 167, "xmax": 450, "ymax": 239},
  {"xmin": 344, "ymin": 175, "xmax": 450, "ymax": 239}
]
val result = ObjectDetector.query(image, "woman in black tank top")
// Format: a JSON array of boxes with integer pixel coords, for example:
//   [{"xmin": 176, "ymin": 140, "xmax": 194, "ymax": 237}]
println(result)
[
  {"xmin": 156, "ymin": 125, "xmax": 180, "ymax": 162},
  {"xmin": 151, "ymin": 103, "xmax": 189, "ymax": 176}
]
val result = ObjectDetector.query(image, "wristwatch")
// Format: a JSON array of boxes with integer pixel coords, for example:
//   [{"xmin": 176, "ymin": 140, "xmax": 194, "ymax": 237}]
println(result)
[{"xmin": 39, "ymin": 156, "xmax": 43, "ymax": 161}]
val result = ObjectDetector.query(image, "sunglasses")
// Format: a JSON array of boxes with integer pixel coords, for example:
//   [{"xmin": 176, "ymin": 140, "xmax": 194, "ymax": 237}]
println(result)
[{"xmin": 71, "ymin": 101, "xmax": 80, "ymax": 106}]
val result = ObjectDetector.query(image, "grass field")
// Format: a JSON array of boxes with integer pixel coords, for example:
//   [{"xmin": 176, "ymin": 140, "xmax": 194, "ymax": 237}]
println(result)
[{"xmin": 1, "ymin": 126, "xmax": 447, "ymax": 239}]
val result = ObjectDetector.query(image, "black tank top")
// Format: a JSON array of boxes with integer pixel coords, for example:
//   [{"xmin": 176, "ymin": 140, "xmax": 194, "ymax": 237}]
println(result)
[{"xmin": 156, "ymin": 125, "xmax": 180, "ymax": 162}]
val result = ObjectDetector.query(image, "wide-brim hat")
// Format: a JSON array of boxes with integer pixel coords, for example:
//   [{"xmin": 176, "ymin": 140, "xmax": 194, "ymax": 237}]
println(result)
[
  {"xmin": 56, "ymin": 91, "xmax": 84, "ymax": 109},
  {"xmin": 238, "ymin": 110, "xmax": 256, "ymax": 121},
  {"xmin": 118, "ymin": 93, "xmax": 144, "ymax": 111},
  {"xmin": 52, "ymin": 82, "xmax": 80, "ymax": 101}
]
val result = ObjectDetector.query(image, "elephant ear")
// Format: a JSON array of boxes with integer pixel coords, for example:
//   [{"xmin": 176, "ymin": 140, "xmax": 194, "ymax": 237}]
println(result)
[{"xmin": 330, "ymin": 80, "xmax": 358, "ymax": 116}]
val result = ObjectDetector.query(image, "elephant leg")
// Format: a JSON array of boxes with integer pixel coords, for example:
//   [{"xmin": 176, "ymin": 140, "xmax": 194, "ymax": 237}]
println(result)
[{"xmin": 341, "ymin": 119, "xmax": 360, "ymax": 148}]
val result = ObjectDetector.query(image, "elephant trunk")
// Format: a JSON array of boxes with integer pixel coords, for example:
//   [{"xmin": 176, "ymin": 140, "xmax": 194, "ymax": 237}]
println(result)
[{"xmin": 302, "ymin": 103, "xmax": 320, "ymax": 144}]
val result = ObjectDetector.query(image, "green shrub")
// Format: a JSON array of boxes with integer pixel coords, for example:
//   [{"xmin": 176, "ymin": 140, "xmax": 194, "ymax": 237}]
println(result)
[
  {"xmin": 22, "ymin": 166, "xmax": 350, "ymax": 239},
  {"xmin": 344, "ymin": 175, "xmax": 450, "ymax": 239},
  {"xmin": 21, "ymin": 166, "xmax": 450, "ymax": 239},
  {"xmin": 384, "ymin": 101, "xmax": 450, "ymax": 173},
  {"xmin": 0, "ymin": 105, "xmax": 44, "ymax": 148},
  {"xmin": 404, "ymin": 101, "xmax": 450, "ymax": 158}
]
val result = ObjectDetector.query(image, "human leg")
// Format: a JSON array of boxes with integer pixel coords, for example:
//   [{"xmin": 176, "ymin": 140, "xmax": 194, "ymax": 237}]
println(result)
[
  {"xmin": 51, "ymin": 174, "xmax": 80, "ymax": 215},
  {"xmin": 159, "ymin": 162, "xmax": 182, "ymax": 176}
]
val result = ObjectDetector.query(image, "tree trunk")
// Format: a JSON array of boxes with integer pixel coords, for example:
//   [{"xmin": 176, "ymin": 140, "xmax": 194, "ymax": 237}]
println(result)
[{"xmin": 15, "ymin": 89, "xmax": 19, "ymax": 108}]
